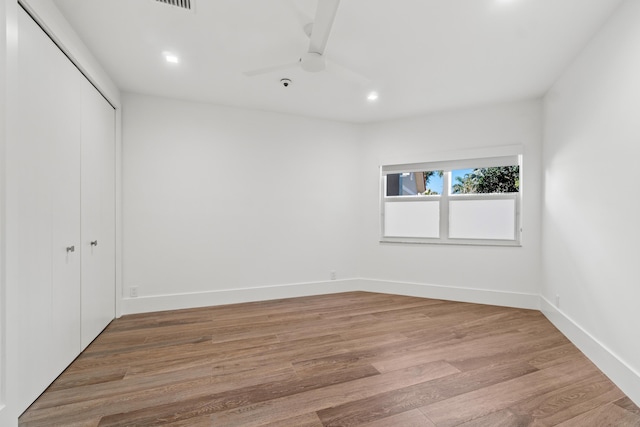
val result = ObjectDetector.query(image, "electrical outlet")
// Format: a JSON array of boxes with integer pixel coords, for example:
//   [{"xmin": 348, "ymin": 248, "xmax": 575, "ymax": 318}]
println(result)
[
  {"xmin": 330, "ymin": 270, "xmax": 337, "ymax": 280},
  {"xmin": 130, "ymin": 287, "xmax": 138, "ymax": 298},
  {"xmin": 555, "ymin": 294, "xmax": 560, "ymax": 308}
]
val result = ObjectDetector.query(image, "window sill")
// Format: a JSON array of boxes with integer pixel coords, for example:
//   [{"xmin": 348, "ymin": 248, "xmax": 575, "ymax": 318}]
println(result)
[{"xmin": 379, "ymin": 237, "xmax": 522, "ymax": 247}]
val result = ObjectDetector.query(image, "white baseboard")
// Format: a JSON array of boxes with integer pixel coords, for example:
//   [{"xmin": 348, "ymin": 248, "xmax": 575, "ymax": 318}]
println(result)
[
  {"xmin": 121, "ymin": 279, "xmax": 364, "ymax": 315},
  {"xmin": 122, "ymin": 278, "xmax": 539, "ymax": 314},
  {"xmin": 360, "ymin": 278, "xmax": 540, "ymax": 310},
  {"xmin": 540, "ymin": 296, "xmax": 640, "ymax": 407}
]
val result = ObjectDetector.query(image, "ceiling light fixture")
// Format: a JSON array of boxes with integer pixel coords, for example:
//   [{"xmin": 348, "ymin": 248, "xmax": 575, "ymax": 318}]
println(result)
[
  {"xmin": 367, "ymin": 92, "xmax": 379, "ymax": 102},
  {"xmin": 164, "ymin": 52, "xmax": 179, "ymax": 64}
]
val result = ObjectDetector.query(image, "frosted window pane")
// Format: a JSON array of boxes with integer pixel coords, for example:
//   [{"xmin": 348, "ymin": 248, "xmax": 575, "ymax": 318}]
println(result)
[
  {"xmin": 384, "ymin": 201, "xmax": 439, "ymax": 238},
  {"xmin": 449, "ymin": 199, "xmax": 515, "ymax": 240}
]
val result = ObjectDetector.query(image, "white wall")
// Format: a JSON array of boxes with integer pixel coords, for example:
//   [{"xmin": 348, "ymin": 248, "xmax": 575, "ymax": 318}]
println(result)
[
  {"xmin": 542, "ymin": 0, "xmax": 640, "ymax": 404},
  {"xmin": 0, "ymin": 0, "xmax": 11, "ymax": 419},
  {"xmin": 122, "ymin": 93, "xmax": 363, "ymax": 312},
  {"xmin": 358, "ymin": 100, "xmax": 542, "ymax": 308},
  {"xmin": 122, "ymin": 96, "xmax": 543, "ymax": 313},
  {"xmin": 1, "ymin": 1, "xmax": 19, "ymax": 424}
]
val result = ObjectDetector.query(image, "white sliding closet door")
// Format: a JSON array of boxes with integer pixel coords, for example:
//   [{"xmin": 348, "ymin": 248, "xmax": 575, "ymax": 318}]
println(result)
[
  {"xmin": 80, "ymin": 78, "xmax": 116, "ymax": 349},
  {"xmin": 13, "ymin": 7, "xmax": 81, "ymax": 398},
  {"xmin": 49, "ymin": 48, "xmax": 82, "ymax": 375},
  {"xmin": 12, "ymin": 7, "xmax": 58, "ymax": 400},
  {"xmin": 11, "ymin": 8, "xmax": 116, "ymax": 412}
]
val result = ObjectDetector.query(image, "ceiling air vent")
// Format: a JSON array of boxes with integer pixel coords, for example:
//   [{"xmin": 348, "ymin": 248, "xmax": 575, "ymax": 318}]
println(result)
[{"xmin": 155, "ymin": 0, "xmax": 193, "ymax": 11}]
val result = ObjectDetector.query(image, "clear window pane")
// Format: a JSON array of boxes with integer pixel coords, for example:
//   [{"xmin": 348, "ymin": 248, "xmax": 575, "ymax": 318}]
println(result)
[
  {"xmin": 384, "ymin": 201, "xmax": 440, "ymax": 238},
  {"xmin": 451, "ymin": 166, "xmax": 519, "ymax": 194},
  {"xmin": 449, "ymin": 199, "xmax": 516, "ymax": 240},
  {"xmin": 386, "ymin": 171, "xmax": 444, "ymax": 196}
]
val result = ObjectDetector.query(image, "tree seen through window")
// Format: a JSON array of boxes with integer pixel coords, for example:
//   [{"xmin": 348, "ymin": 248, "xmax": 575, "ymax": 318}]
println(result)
[{"xmin": 452, "ymin": 166, "xmax": 519, "ymax": 194}]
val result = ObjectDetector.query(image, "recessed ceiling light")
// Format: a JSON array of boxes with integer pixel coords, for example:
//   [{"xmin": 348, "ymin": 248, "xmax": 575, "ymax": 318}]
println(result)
[
  {"xmin": 164, "ymin": 52, "xmax": 179, "ymax": 64},
  {"xmin": 367, "ymin": 92, "xmax": 379, "ymax": 102}
]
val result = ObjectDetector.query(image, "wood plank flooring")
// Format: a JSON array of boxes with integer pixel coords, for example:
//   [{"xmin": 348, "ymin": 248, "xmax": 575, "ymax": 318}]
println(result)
[{"xmin": 19, "ymin": 291, "xmax": 640, "ymax": 426}]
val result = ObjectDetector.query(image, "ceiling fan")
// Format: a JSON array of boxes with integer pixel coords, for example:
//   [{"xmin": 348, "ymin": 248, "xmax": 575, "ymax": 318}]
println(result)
[{"xmin": 244, "ymin": 0, "xmax": 369, "ymax": 85}]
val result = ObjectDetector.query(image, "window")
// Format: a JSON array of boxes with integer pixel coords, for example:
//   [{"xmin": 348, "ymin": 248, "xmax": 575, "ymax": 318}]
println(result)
[{"xmin": 381, "ymin": 153, "xmax": 521, "ymax": 246}]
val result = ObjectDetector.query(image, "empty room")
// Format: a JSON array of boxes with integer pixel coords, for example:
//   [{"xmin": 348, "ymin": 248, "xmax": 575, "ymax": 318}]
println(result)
[{"xmin": 1, "ymin": 0, "xmax": 639, "ymax": 426}]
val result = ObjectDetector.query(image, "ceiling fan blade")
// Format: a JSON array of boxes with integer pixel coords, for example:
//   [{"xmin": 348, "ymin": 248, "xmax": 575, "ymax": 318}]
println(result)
[
  {"xmin": 325, "ymin": 58, "xmax": 371, "ymax": 86},
  {"xmin": 243, "ymin": 61, "xmax": 300, "ymax": 77},
  {"xmin": 308, "ymin": 0, "xmax": 340, "ymax": 55}
]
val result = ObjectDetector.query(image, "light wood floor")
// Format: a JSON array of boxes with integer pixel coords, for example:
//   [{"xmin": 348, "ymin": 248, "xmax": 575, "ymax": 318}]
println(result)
[{"xmin": 20, "ymin": 292, "xmax": 640, "ymax": 426}]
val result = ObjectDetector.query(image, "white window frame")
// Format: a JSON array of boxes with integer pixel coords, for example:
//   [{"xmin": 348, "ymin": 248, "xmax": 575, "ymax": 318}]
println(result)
[{"xmin": 380, "ymin": 152, "xmax": 522, "ymax": 246}]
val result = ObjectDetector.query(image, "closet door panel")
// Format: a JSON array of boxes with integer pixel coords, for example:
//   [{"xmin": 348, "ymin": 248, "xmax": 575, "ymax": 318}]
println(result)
[
  {"xmin": 50, "ymin": 50, "xmax": 82, "ymax": 372},
  {"xmin": 81, "ymin": 78, "xmax": 116, "ymax": 349},
  {"xmin": 12, "ymin": 8, "xmax": 57, "ymax": 401},
  {"xmin": 13, "ymin": 8, "xmax": 81, "ymax": 399}
]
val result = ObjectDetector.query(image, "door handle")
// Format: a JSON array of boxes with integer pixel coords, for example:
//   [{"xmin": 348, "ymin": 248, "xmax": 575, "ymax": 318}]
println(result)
[
  {"xmin": 66, "ymin": 245, "xmax": 75, "ymax": 253},
  {"xmin": 90, "ymin": 240, "xmax": 98, "ymax": 247}
]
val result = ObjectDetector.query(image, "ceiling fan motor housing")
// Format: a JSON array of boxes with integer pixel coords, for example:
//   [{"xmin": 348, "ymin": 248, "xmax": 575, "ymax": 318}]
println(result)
[{"xmin": 300, "ymin": 52, "xmax": 326, "ymax": 72}]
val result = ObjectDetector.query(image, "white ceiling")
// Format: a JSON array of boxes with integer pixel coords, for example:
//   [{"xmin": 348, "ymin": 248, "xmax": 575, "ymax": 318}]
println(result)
[{"xmin": 53, "ymin": 0, "xmax": 623, "ymax": 123}]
